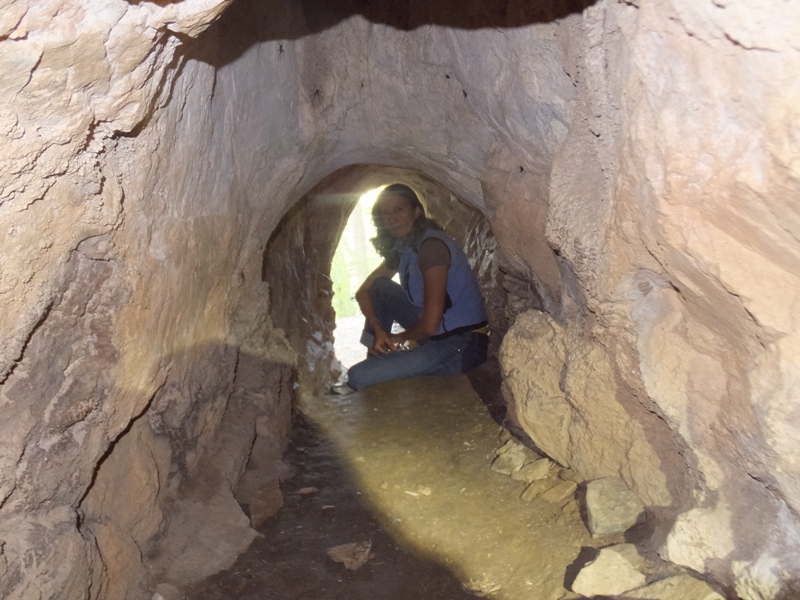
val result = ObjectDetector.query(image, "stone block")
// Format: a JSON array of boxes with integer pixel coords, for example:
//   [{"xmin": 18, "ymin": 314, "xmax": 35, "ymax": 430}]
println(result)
[
  {"xmin": 491, "ymin": 440, "xmax": 541, "ymax": 475},
  {"xmin": 539, "ymin": 481, "xmax": 578, "ymax": 506},
  {"xmin": 500, "ymin": 311, "xmax": 672, "ymax": 507},
  {"xmin": 571, "ymin": 544, "xmax": 647, "ymax": 597},
  {"xmin": 521, "ymin": 478, "xmax": 558, "ymax": 502},
  {"xmin": 245, "ymin": 477, "xmax": 284, "ymax": 528},
  {"xmin": 586, "ymin": 477, "xmax": 646, "ymax": 537},
  {"xmin": 557, "ymin": 468, "xmax": 584, "ymax": 484},
  {"xmin": 512, "ymin": 458, "xmax": 554, "ymax": 483},
  {"xmin": 149, "ymin": 472, "xmax": 258, "ymax": 586},
  {"xmin": 611, "ymin": 542, "xmax": 646, "ymax": 571}
]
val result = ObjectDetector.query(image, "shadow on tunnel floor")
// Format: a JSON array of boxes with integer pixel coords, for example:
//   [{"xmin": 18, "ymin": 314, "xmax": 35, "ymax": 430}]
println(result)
[
  {"xmin": 464, "ymin": 359, "xmax": 507, "ymax": 427},
  {"xmin": 185, "ymin": 411, "xmax": 481, "ymax": 600},
  {"xmin": 465, "ymin": 358, "xmax": 544, "ymax": 458}
]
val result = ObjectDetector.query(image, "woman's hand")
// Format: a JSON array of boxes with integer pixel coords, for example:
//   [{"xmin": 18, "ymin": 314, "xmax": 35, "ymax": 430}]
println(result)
[{"xmin": 370, "ymin": 328, "xmax": 399, "ymax": 355}]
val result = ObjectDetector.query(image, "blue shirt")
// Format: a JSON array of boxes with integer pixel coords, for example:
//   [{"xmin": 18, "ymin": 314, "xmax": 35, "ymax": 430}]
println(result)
[{"xmin": 395, "ymin": 229, "xmax": 487, "ymax": 336}]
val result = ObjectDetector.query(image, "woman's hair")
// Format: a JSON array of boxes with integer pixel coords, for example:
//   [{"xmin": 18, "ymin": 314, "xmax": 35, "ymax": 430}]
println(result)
[{"xmin": 370, "ymin": 183, "xmax": 442, "ymax": 269}]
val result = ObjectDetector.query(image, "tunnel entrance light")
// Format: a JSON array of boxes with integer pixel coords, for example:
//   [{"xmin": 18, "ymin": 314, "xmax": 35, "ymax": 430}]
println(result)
[{"xmin": 331, "ymin": 186, "xmax": 386, "ymax": 368}]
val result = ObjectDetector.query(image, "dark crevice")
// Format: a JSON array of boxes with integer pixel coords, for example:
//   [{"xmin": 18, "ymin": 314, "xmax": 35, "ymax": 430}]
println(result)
[
  {"xmin": 76, "ymin": 377, "xmax": 167, "ymax": 512},
  {"xmin": 113, "ymin": 33, "xmax": 191, "ymax": 140},
  {"xmin": 0, "ymin": 300, "xmax": 54, "ymax": 386}
]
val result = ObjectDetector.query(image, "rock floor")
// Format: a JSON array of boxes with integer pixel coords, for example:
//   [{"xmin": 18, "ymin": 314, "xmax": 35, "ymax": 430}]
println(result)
[{"xmin": 187, "ymin": 372, "xmax": 606, "ymax": 600}]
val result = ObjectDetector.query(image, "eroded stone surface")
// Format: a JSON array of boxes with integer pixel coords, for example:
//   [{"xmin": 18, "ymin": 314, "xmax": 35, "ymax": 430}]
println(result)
[
  {"xmin": 625, "ymin": 573, "xmax": 725, "ymax": 600},
  {"xmin": 571, "ymin": 544, "xmax": 647, "ymax": 597},
  {"xmin": 521, "ymin": 478, "xmax": 558, "ymax": 503},
  {"xmin": 500, "ymin": 310, "xmax": 671, "ymax": 507},
  {"xmin": 586, "ymin": 477, "xmax": 646, "ymax": 537},
  {"xmin": 148, "ymin": 471, "xmax": 259, "ymax": 587},
  {"xmin": 512, "ymin": 458, "xmax": 554, "ymax": 484},
  {"xmin": 660, "ymin": 499, "xmax": 736, "ymax": 575},
  {"xmin": 491, "ymin": 439, "xmax": 542, "ymax": 475},
  {"xmin": 539, "ymin": 480, "xmax": 578, "ymax": 507},
  {"xmin": 2, "ymin": 0, "xmax": 800, "ymax": 597}
]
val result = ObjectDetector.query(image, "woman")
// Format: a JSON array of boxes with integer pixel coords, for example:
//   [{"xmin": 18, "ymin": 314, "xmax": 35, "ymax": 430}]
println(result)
[{"xmin": 344, "ymin": 184, "xmax": 488, "ymax": 391}]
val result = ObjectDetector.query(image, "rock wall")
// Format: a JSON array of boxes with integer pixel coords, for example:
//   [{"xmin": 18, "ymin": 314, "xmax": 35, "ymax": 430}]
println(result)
[
  {"xmin": 1, "ymin": 0, "xmax": 798, "ymax": 597},
  {"xmin": 1, "ymin": 1, "xmax": 296, "ymax": 598},
  {"xmin": 498, "ymin": 2, "xmax": 800, "ymax": 596}
]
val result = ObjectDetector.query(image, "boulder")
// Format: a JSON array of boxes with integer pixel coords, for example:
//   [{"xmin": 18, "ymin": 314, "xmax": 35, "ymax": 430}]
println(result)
[
  {"xmin": 586, "ymin": 477, "xmax": 645, "ymax": 537},
  {"xmin": 491, "ymin": 440, "xmax": 542, "ymax": 475},
  {"xmin": 521, "ymin": 478, "xmax": 558, "ymax": 502},
  {"xmin": 540, "ymin": 481, "xmax": 578, "ymax": 506},
  {"xmin": 512, "ymin": 458, "xmax": 554, "ymax": 483},
  {"xmin": 571, "ymin": 544, "xmax": 647, "ymax": 597}
]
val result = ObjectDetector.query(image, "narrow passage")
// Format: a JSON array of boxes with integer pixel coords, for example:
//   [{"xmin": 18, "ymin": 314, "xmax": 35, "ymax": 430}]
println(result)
[{"xmin": 188, "ymin": 374, "xmax": 603, "ymax": 600}]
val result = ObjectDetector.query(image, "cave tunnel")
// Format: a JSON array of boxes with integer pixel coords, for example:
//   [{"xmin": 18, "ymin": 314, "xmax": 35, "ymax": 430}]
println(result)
[{"xmin": 1, "ymin": 0, "xmax": 799, "ymax": 599}]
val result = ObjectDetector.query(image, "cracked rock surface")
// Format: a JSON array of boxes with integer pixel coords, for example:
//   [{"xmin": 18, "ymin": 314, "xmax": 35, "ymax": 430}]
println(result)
[{"xmin": 1, "ymin": 0, "xmax": 799, "ymax": 597}]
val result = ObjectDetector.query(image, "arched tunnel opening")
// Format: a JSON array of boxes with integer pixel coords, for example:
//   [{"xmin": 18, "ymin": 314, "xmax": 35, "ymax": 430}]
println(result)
[
  {"xmin": 1, "ymin": 0, "xmax": 799, "ymax": 599},
  {"xmin": 262, "ymin": 165, "xmax": 506, "ymax": 396}
]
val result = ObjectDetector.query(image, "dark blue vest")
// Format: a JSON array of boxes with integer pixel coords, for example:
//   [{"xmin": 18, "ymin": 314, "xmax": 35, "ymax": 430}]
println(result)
[{"xmin": 396, "ymin": 229, "xmax": 487, "ymax": 336}]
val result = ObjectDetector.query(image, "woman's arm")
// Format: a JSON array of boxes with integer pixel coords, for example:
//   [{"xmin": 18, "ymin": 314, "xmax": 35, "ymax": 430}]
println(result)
[
  {"xmin": 355, "ymin": 261, "xmax": 397, "ymax": 354},
  {"xmin": 390, "ymin": 264, "xmax": 448, "ymax": 344}
]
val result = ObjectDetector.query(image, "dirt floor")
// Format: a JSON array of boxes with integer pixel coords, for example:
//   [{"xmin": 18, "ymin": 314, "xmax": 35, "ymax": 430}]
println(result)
[{"xmin": 187, "ymin": 369, "xmax": 605, "ymax": 600}]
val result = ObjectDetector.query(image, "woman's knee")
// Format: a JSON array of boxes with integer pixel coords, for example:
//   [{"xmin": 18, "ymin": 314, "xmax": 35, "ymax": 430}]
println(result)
[
  {"xmin": 346, "ymin": 361, "xmax": 369, "ymax": 391},
  {"xmin": 347, "ymin": 354, "xmax": 400, "ymax": 391}
]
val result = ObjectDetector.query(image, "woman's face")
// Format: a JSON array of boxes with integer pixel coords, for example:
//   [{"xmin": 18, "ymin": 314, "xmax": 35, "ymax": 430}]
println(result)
[{"xmin": 375, "ymin": 194, "xmax": 422, "ymax": 240}]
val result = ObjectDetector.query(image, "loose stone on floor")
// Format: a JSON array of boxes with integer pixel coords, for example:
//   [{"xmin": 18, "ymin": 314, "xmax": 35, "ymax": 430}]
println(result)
[
  {"xmin": 585, "ymin": 477, "xmax": 646, "ymax": 537},
  {"xmin": 571, "ymin": 544, "xmax": 647, "ymax": 597}
]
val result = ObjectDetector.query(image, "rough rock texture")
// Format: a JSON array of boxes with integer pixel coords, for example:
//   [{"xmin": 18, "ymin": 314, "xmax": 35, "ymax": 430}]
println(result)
[
  {"xmin": 512, "ymin": 458, "xmax": 554, "ymax": 484},
  {"xmin": 0, "ymin": 0, "xmax": 234, "ymax": 382},
  {"xmin": 586, "ymin": 477, "xmax": 646, "ymax": 537},
  {"xmin": 1, "ymin": 1, "xmax": 296, "ymax": 598},
  {"xmin": 501, "ymin": 310, "xmax": 675, "ymax": 507},
  {"xmin": 571, "ymin": 544, "xmax": 647, "ymax": 597},
  {"xmin": 1, "ymin": 0, "xmax": 799, "ymax": 597},
  {"xmin": 625, "ymin": 574, "xmax": 725, "ymax": 600},
  {"xmin": 491, "ymin": 438, "xmax": 543, "ymax": 475},
  {"xmin": 539, "ymin": 480, "xmax": 578, "ymax": 507}
]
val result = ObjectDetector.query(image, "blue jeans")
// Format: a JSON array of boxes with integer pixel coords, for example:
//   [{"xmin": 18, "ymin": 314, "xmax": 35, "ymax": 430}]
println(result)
[{"xmin": 347, "ymin": 277, "xmax": 488, "ymax": 391}]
